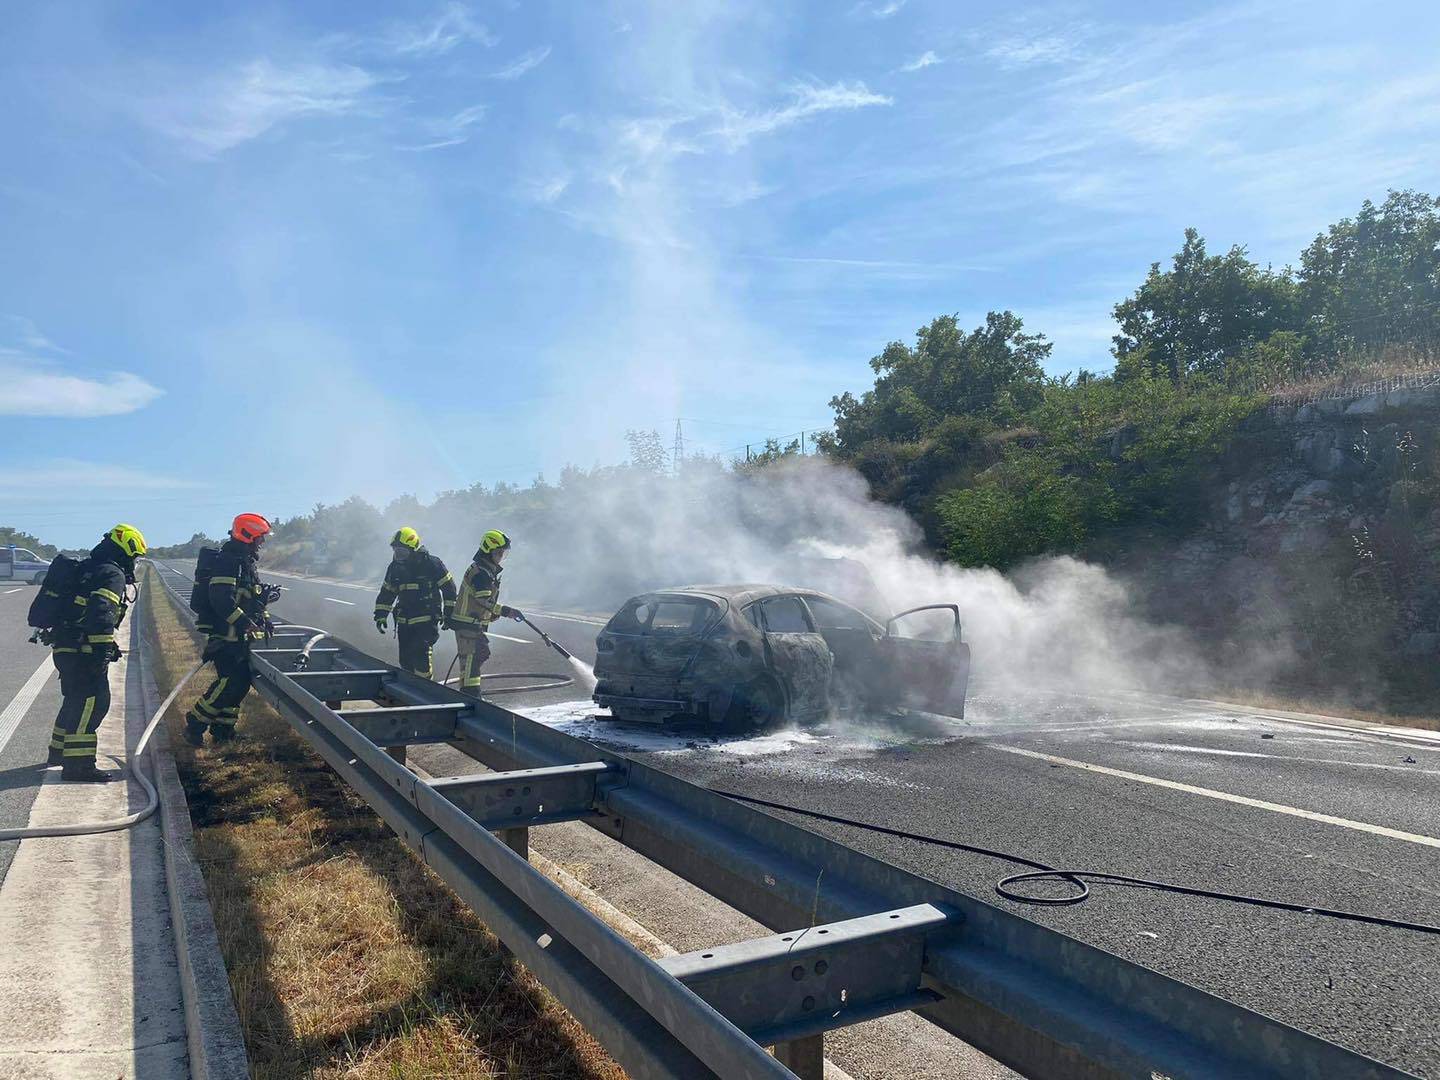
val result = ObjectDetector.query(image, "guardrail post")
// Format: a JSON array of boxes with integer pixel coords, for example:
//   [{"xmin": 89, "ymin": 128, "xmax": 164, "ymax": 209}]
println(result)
[
  {"xmin": 386, "ymin": 746, "xmax": 407, "ymax": 766},
  {"xmin": 774, "ymin": 1035, "xmax": 823, "ymax": 1079},
  {"xmin": 496, "ymin": 827, "xmax": 528, "ymax": 960},
  {"xmin": 501, "ymin": 827, "xmax": 528, "ymax": 861}
]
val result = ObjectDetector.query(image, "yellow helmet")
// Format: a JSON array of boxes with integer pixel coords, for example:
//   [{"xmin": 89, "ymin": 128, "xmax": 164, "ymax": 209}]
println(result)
[
  {"xmin": 391, "ymin": 526, "xmax": 421, "ymax": 551},
  {"xmin": 479, "ymin": 529, "xmax": 510, "ymax": 555},
  {"xmin": 108, "ymin": 523, "xmax": 147, "ymax": 557}
]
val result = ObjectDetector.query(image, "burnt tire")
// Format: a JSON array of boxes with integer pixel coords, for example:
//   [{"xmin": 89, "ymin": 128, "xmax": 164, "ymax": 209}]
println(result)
[{"xmin": 722, "ymin": 678, "xmax": 786, "ymax": 733}]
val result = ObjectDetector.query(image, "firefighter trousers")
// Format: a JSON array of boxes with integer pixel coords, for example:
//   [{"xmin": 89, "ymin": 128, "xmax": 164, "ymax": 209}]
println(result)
[
  {"xmin": 51, "ymin": 652, "xmax": 111, "ymax": 764},
  {"xmin": 454, "ymin": 632, "xmax": 491, "ymax": 696},
  {"xmin": 191, "ymin": 640, "xmax": 253, "ymax": 731},
  {"xmin": 397, "ymin": 622, "xmax": 439, "ymax": 680}
]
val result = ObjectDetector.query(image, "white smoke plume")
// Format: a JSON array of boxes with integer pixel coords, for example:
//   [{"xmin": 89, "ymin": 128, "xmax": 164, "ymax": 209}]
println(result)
[{"xmin": 370, "ymin": 454, "xmax": 1208, "ymax": 697}]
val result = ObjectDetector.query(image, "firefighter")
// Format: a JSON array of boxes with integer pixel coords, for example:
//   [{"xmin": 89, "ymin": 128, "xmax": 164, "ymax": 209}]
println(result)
[
  {"xmin": 48, "ymin": 524, "xmax": 146, "ymax": 782},
  {"xmin": 450, "ymin": 529, "xmax": 524, "ymax": 696},
  {"xmin": 185, "ymin": 513, "xmax": 276, "ymax": 744},
  {"xmin": 374, "ymin": 527, "xmax": 456, "ymax": 680}
]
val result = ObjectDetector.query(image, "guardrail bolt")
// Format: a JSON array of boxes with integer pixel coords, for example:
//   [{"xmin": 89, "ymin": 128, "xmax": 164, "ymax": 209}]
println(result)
[
  {"xmin": 814, "ymin": 960, "xmax": 828, "ymax": 975},
  {"xmin": 791, "ymin": 965, "xmax": 806, "ymax": 981},
  {"xmin": 802, "ymin": 995, "xmax": 816, "ymax": 1012}
]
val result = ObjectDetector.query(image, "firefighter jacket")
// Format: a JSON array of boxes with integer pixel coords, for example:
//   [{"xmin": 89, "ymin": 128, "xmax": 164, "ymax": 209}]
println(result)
[
  {"xmin": 53, "ymin": 539, "xmax": 131, "ymax": 657},
  {"xmin": 451, "ymin": 557, "xmax": 504, "ymax": 636},
  {"xmin": 374, "ymin": 548, "xmax": 456, "ymax": 628},
  {"xmin": 205, "ymin": 539, "xmax": 268, "ymax": 642}
]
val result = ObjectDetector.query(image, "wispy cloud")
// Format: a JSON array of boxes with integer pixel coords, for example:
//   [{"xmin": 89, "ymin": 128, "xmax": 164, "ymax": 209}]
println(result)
[
  {"xmin": 852, "ymin": 0, "xmax": 906, "ymax": 18},
  {"xmin": 386, "ymin": 2, "xmax": 495, "ymax": 57},
  {"xmin": 0, "ymin": 460, "xmax": 199, "ymax": 495},
  {"xmin": 400, "ymin": 103, "xmax": 487, "ymax": 151},
  {"xmin": 523, "ymin": 174, "xmax": 571, "ymax": 203},
  {"xmin": 0, "ymin": 360, "xmax": 163, "ymax": 418},
  {"xmin": 899, "ymin": 51, "xmax": 941, "ymax": 73},
  {"xmin": 709, "ymin": 82, "xmax": 893, "ymax": 150},
  {"xmin": 2, "ymin": 314, "xmax": 68, "ymax": 354},
  {"xmin": 1, "ymin": 315, "xmax": 160, "ymax": 418},
  {"xmin": 488, "ymin": 45, "xmax": 552, "ymax": 80},
  {"xmin": 985, "ymin": 33, "xmax": 1085, "ymax": 68},
  {"xmin": 140, "ymin": 59, "xmax": 388, "ymax": 157}
]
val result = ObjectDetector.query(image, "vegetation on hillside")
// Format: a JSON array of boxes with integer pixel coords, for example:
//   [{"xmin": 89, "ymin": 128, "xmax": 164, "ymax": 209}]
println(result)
[
  {"xmin": 0, "ymin": 527, "xmax": 58, "ymax": 559},
  {"xmin": 824, "ymin": 190, "xmax": 1439, "ymax": 570}
]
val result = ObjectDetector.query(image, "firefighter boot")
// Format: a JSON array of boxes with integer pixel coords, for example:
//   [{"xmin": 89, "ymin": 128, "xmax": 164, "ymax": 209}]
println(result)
[
  {"xmin": 46, "ymin": 747, "xmax": 64, "ymax": 767},
  {"xmin": 183, "ymin": 712, "xmax": 208, "ymax": 746},
  {"xmin": 61, "ymin": 760, "xmax": 117, "ymax": 783}
]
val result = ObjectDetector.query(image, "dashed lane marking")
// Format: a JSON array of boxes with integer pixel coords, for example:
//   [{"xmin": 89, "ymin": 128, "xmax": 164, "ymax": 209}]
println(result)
[
  {"xmin": 323, "ymin": 597, "xmax": 356, "ymax": 606},
  {"xmin": 2, "ymin": 588, "xmax": 22, "ymax": 595},
  {"xmin": 992, "ymin": 744, "xmax": 1440, "ymax": 849},
  {"xmin": 526, "ymin": 610, "xmax": 608, "ymax": 627},
  {"xmin": 0, "ymin": 654, "xmax": 55, "ymax": 756},
  {"xmin": 486, "ymin": 632, "xmax": 529, "ymax": 644}
]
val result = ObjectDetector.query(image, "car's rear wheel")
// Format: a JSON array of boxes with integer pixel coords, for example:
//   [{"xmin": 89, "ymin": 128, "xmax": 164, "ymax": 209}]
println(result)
[{"xmin": 722, "ymin": 677, "xmax": 785, "ymax": 733}]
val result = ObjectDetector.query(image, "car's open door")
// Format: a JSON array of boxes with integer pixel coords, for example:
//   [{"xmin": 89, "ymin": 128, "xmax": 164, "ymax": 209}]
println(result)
[{"xmin": 878, "ymin": 604, "xmax": 970, "ymax": 716}]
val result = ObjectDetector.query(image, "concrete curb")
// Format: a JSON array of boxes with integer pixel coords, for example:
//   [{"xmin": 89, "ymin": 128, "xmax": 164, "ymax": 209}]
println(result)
[{"xmin": 135, "ymin": 594, "xmax": 250, "ymax": 1080}]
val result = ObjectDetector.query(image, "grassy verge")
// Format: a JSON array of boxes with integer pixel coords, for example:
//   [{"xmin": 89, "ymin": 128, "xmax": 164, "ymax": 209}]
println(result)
[
  {"xmin": 138, "ymin": 569, "xmax": 625, "ymax": 1079},
  {"xmin": 1202, "ymin": 686, "xmax": 1440, "ymax": 733}
]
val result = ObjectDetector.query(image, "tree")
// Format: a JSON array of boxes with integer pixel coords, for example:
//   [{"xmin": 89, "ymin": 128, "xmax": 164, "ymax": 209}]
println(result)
[
  {"xmin": 0, "ymin": 527, "xmax": 58, "ymax": 559},
  {"xmin": 1113, "ymin": 229, "xmax": 1299, "ymax": 384},
  {"xmin": 829, "ymin": 311, "xmax": 1050, "ymax": 451},
  {"xmin": 625, "ymin": 429, "xmax": 669, "ymax": 473},
  {"xmin": 1298, "ymin": 189, "xmax": 1440, "ymax": 354}
]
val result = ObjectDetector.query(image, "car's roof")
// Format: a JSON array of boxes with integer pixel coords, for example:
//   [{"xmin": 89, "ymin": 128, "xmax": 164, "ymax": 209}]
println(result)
[{"xmin": 641, "ymin": 584, "xmax": 841, "ymax": 608}]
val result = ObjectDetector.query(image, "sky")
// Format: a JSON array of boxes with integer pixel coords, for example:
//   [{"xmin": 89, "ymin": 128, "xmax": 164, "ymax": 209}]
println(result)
[{"xmin": 2, "ymin": 0, "xmax": 1438, "ymax": 548}]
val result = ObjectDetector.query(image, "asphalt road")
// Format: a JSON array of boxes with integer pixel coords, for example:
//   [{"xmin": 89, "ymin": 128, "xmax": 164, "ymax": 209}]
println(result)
[
  {"xmin": 0, "ymin": 582, "xmax": 64, "ymax": 886},
  {"xmin": 153, "ymin": 558, "xmax": 1440, "ymax": 1077}
]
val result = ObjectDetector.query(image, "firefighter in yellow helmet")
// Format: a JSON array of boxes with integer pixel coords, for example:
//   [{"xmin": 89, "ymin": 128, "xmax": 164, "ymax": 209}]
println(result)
[
  {"xmin": 374, "ymin": 527, "xmax": 456, "ymax": 680},
  {"xmin": 450, "ymin": 529, "xmax": 523, "ymax": 696},
  {"xmin": 44, "ymin": 524, "xmax": 146, "ymax": 781}
]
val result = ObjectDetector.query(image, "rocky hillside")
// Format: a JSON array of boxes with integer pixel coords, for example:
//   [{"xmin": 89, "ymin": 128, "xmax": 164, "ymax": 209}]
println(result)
[{"xmin": 1123, "ymin": 376, "xmax": 1440, "ymax": 710}]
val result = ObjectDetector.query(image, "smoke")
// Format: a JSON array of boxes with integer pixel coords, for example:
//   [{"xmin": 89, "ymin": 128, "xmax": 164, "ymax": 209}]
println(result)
[{"xmin": 385, "ymin": 454, "xmax": 1209, "ymax": 697}]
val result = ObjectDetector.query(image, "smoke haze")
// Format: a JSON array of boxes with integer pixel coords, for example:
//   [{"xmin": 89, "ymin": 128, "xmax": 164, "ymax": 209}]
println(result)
[{"xmin": 299, "ymin": 455, "xmax": 1209, "ymax": 697}]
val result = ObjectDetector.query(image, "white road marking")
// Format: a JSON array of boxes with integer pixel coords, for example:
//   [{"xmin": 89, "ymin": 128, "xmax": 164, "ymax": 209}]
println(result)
[
  {"xmin": 264, "ymin": 569, "xmax": 373, "ymax": 591},
  {"xmin": 2, "ymin": 588, "xmax": 22, "ymax": 595},
  {"xmin": 993, "ymin": 744, "xmax": 1440, "ymax": 849},
  {"xmin": 486, "ymin": 632, "xmax": 529, "ymax": 644},
  {"xmin": 1116, "ymin": 740, "xmax": 1440, "ymax": 776},
  {"xmin": 0, "ymin": 654, "xmax": 55, "ymax": 755},
  {"xmin": 323, "ymin": 597, "xmax": 355, "ymax": 606},
  {"xmin": 527, "ymin": 610, "xmax": 607, "ymax": 627}
]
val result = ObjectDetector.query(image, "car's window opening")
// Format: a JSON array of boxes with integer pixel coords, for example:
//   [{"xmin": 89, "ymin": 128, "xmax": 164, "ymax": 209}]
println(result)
[
  {"xmin": 649, "ymin": 599, "xmax": 715, "ymax": 633},
  {"xmin": 759, "ymin": 596, "xmax": 812, "ymax": 633},
  {"xmin": 805, "ymin": 596, "xmax": 870, "ymax": 632},
  {"xmin": 743, "ymin": 602, "xmax": 764, "ymax": 630}
]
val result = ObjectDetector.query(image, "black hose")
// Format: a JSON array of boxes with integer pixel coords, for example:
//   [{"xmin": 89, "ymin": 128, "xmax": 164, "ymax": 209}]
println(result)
[{"xmin": 710, "ymin": 789, "xmax": 1440, "ymax": 937}]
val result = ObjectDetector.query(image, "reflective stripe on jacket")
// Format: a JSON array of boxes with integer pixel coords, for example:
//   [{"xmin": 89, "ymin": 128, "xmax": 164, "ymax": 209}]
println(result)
[
  {"xmin": 374, "ymin": 549, "xmax": 456, "ymax": 624},
  {"xmin": 451, "ymin": 559, "xmax": 503, "ymax": 634}
]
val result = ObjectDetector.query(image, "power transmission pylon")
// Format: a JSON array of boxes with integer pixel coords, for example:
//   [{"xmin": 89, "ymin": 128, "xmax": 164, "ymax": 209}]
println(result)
[{"xmin": 672, "ymin": 419, "xmax": 685, "ymax": 475}]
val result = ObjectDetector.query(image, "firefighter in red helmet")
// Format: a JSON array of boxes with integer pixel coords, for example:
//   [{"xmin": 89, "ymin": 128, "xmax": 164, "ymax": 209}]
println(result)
[{"xmin": 185, "ymin": 513, "xmax": 279, "ymax": 744}]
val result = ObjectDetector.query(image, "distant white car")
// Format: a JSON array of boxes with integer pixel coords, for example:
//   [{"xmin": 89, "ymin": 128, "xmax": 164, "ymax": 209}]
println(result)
[{"xmin": 0, "ymin": 545, "xmax": 52, "ymax": 584}]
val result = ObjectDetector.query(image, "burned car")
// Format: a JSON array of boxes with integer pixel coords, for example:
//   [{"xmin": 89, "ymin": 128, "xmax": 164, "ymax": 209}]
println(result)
[{"xmin": 593, "ymin": 585, "xmax": 970, "ymax": 730}]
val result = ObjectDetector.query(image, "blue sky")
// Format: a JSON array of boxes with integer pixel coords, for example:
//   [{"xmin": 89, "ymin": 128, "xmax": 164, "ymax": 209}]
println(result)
[{"xmin": 3, "ymin": 0, "xmax": 1438, "ymax": 548}]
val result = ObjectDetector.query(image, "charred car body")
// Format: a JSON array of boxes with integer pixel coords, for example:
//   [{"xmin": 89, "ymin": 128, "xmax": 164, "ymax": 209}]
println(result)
[{"xmin": 593, "ymin": 585, "xmax": 970, "ymax": 730}]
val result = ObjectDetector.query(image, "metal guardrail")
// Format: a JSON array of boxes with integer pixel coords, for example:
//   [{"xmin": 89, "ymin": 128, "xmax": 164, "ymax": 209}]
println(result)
[{"xmin": 147, "ymin": 568, "xmax": 1410, "ymax": 1079}]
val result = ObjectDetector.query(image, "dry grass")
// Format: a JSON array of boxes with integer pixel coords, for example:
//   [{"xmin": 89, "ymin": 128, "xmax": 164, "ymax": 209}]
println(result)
[
  {"xmin": 1265, "ymin": 346, "xmax": 1440, "ymax": 401},
  {"xmin": 1203, "ymin": 686, "xmax": 1440, "ymax": 732},
  {"xmin": 139, "ymin": 569, "xmax": 626, "ymax": 1080}
]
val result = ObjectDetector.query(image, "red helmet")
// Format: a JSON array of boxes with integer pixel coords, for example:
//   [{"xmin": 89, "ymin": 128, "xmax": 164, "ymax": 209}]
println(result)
[{"xmin": 231, "ymin": 513, "xmax": 272, "ymax": 544}]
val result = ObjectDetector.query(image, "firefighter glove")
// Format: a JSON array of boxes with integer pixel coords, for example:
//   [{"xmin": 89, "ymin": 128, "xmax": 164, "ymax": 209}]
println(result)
[
  {"xmin": 500, "ymin": 605, "xmax": 524, "ymax": 622},
  {"xmin": 375, "ymin": 615, "xmax": 388, "ymax": 634}
]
